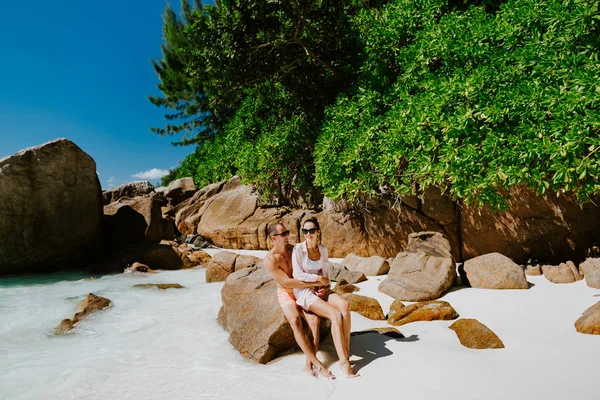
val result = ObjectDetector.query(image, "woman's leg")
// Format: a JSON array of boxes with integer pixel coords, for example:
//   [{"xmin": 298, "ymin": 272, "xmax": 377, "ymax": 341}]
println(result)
[
  {"xmin": 302, "ymin": 311, "xmax": 320, "ymax": 371},
  {"xmin": 308, "ymin": 298, "xmax": 358, "ymax": 377},
  {"xmin": 326, "ymin": 293, "xmax": 351, "ymax": 355}
]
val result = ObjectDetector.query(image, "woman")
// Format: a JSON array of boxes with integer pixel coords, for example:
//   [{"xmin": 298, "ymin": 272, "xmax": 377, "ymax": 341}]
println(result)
[{"xmin": 292, "ymin": 217, "xmax": 358, "ymax": 378}]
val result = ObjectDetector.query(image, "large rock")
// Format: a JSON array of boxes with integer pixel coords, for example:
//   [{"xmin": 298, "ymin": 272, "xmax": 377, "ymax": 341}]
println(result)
[
  {"xmin": 0, "ymin": 139, "xmax": 102, "ymax": 276},
  {"xmin": 103, "ymin": 195, "xmax": 175, "ymax": 245},
  {"xmin": 388, "ymin": 301, "xmax": 458, "ymax": 326},
  {"xmin": 162, "ymin": 177, "xmax": 197, "ymax": 205},
  {"xmin": 342, "ymin": 254, "xmax": 390, "ymax": 276},
  {"xmin": 379, "ymin": 252, "xmax": 456, "ymax": 301},
  {"xmin": 579, "ymin": 258, "xmax": 600, "ymax": 289},
  {"xmin": 461, "ymin": 185, "xmax": 600, "ymax": 264},
  {"xmin": 406, "ymin": 231, "xmax": 454, "ymax": 259},
  {"xmin": 462, "ymin": 253, "xmax": 529, "ymax": 289},
  {"xmin": 328, "ymin": 262, "xmax": 367, "ymax": 284},
  {"xmin": 197, "ymin": 186, "xmax": 259, "ymax": 248},
  {"xmin": 205, "ymin": 251, "xmax": 240, "ymax": 283},
  {"xmin": 174, "ymin": 180, "xmax": 225, "ymax": 235},
  {"xmin": 55, "ymin": 293, "xmax": 111, "ymax": 333},
  {"xmin": 449, "ymin": 319, "xmax": 505, "ymax": 349},
  {"xmin": 541, "ymin": 261, "xmax": 582, "ymax": 284},
  {"xmin": 218, "ymin": 265, "xmax": 326, "ymax": 363},
  {"xmin": 102, "ymin": 181, "xmax": 154, "ymax": 205},
  {"xmin": 575, "ymin": 301, "xmax": 600, "ymax": 335},
  {"xmin": 143, "ymin": 242, "xmax": 194, "ymax": 270},
  {"xmin": 341, "ymin": 294, "xmax": 386, "ymax": 320}
]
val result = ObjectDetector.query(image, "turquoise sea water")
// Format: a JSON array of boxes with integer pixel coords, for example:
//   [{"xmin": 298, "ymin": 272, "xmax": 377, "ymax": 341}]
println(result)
[{"xmin": 0, "ymin": 267, "xmax": 332, "ymax": 400}]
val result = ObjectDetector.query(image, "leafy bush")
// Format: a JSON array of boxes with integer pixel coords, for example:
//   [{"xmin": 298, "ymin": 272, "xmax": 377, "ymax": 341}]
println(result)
[{"xmin": 315, "ymin": 0, "xmax": 600, "ymax": 208}]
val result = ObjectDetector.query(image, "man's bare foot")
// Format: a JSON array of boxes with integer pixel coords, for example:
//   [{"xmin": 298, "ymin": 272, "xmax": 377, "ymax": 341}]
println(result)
[{"xmin": 339, "ymin": 361, "xmax": 360, "ymax": 378}]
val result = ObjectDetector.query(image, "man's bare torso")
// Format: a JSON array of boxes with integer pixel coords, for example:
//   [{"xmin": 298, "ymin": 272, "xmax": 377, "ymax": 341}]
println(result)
[{"xmin": 269, "ymin": 243, "xmax": 294, "ymax": 281}]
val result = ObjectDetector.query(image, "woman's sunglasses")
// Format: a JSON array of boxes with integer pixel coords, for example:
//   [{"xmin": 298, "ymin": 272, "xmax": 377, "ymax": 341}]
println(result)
[
  {"xmin": 272, "ymin": 230, "xmax": 290, "ymax": 237},
  {"xmin": 301, "ymin": 228, "xmax": 318, "ymax": 235}
]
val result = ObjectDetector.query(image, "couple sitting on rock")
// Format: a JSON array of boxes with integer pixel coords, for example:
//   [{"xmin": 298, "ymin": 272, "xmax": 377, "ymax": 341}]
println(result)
[{"xmin": 264, "ymin": 217, "xmax": 359, "ymax": 379}]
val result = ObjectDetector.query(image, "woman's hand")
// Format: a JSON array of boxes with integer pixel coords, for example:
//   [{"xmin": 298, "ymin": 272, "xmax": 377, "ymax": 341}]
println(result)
[
  {"xmin": 317, "ymin": 285, "xmax": 331, "ymax": 298},
  {"xmin": 317, "ymin": 276, "xmax": 330, "ymax": 286}
]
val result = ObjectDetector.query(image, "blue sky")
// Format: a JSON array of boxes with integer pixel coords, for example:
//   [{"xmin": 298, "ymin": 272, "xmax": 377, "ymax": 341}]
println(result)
[{"xmin": 0, "ymin": 1, "xmax": 210, "ymax": 189}]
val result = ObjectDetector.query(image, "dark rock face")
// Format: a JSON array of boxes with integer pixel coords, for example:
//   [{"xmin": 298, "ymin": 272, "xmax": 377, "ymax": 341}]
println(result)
[
  {"xmin": 102, "ymin": 181, "xmax": 154, "ymax": 205},
  {"xmin": 0, "ymin": 139, "xmax": 102, "ymax": 276}
]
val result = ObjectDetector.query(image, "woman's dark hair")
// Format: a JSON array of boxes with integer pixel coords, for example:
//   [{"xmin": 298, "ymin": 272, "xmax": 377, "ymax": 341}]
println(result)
[{"xmin": 302, "ymin": 217, "xmax": 320, "ymax": 230}]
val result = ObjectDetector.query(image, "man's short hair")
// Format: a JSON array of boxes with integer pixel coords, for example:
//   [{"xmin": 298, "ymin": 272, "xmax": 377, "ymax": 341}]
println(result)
[{"xmin": 267, "ymin": 222, "xmax": 285, "ymax": 238}]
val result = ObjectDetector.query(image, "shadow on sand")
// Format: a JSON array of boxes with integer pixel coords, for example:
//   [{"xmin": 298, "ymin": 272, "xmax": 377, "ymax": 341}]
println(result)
[{"xmin": 319, "ymin": 332, "xmax": 419, "ymax": 373}]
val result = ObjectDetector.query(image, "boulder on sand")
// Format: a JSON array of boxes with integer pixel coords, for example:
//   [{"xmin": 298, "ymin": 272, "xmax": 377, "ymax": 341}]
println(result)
[
  {"xmin": 541, "ymin": 261, "xmax": 582, "ymax": 284},
  {"xmin": 579, "ymin": 258, "xmax": 600, "ymax": 289},
  {"xmin": 218, "ymin": 265, "xmax": 327, "ymax": 364},
  {"xmin": 342, "ymin": 254, "xmax": 390, "ymax": 276},
  {"xmin": 327, "ymin": 262, "xmax": 367, "ymax": 284},
  {"xmin": 462, "ymin": 253, "xmax": 529, "ymax": 289},
  {"xmin": 574, "ymin": 301, "xmax": 600, "ymax": 335},
  {"xmin": 341, "ymin": 294, "xmax": 386, "ymax": 320},
  {"xmin": 55, "ymin": 293, "xmax": 111, "ymax": 333},
  {"xmin": 388, "ymin": 301, "xmax": 458, "ymax": 326},
  {"xmin": 449, "ymin": 319, "xmax": 504, "ymax": 349},
  {"xmin": 0, "ymin": 139, "xmax": 102, "ymax": 276}
]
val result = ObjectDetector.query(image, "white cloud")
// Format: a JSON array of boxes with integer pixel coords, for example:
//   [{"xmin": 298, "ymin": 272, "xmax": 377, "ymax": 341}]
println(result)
[
  {"xmin": 132, "ymin": 168, "xmax": 169, "ymax": 180},
  {"xmin": 107, "ymin": 176, "xmax": 115, "ymax": 184}
]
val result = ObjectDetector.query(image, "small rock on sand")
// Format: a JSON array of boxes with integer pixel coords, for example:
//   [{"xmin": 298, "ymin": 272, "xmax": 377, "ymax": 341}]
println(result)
[{"xmin": 449, "ymin": 319, "xmax": 505, "ymax": 349}]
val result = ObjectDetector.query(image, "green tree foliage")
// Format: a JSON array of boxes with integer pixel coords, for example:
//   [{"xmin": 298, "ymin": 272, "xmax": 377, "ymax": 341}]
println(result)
[
  {"xmin": 315, "ymin": 0, "xmax": 600, "ymax": 208},
  {"xmin": 152, "ymin": 0, "xmax": 600, "ymax": 208}
]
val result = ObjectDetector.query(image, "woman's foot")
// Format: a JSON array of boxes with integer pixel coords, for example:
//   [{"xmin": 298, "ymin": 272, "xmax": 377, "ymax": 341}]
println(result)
[
  {"xmin": 339, "ymin": 361, "xmax": 360, "ymax": 378},
  {"xmin": 315, "ymin": 366, "xmax": 335, "ymax": 380}
]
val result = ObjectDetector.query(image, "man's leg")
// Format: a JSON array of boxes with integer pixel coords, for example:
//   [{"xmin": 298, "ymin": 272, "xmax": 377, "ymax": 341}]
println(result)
[
  {"xmin": 302, "ymin": 310, "xmax": 320, "ymax": 372},
  {"xmin": 280, "ymin": 304, "xmax": 332, "ymax": 378}
]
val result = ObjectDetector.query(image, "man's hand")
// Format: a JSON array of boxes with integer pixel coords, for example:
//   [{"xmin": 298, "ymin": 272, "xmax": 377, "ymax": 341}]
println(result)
[{"xmin": 317, "ymin": 276, "xmax": 330, "ymax": 287}]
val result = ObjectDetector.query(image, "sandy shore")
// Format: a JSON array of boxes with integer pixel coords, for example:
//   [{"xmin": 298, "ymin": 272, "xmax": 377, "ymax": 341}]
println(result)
[{"xmin": 205, "ymin": 248, "xmax": 600, "ymax": 400}]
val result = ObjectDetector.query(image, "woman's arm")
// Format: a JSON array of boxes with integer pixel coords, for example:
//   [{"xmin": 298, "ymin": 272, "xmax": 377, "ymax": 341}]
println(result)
[{"xmin": 321, "ymin": 245, "xmax": 329, "ymax": 278}]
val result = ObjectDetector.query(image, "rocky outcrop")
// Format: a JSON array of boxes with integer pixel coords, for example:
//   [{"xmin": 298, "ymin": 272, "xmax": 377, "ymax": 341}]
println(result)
[
  {"xmin": 161, "ymin": 177, "xmax": 196, "ymax": 206},
  {"xmin": 102, "ymin": 181, "xmax": 154, "ymax": 205},
  {"xmin": 388, "ymin": 301, "xmax": 458, "ymax": 326},
  {"xmin": 328, "ymin": 262, "xmax": 367, "ymax": 284},
  {"xmin": 379, "ymin": 232, "xmax": 456, "ymax": 301},
  {"xmin": 0, "ymin": 139, "xmax": 102, "ymax": 276},
  {"xmin": 541, "ymin": 261, "xmax": 582, "ymax": 284},
  {"xmin": 449, "ymin": 319, "xmax": 504, "ymax": 349},
  {"xmin": 125, "ymin": 262, "xmax": 153, "ymax": 273},
  {"xmin": 218, "ymin": 265, "xmax": 326, "ymax": 363},
  {"xmin": 143, "ymin": 242, "xmax": 208, "ymax": 270},
  {"xmin": 133, "ymin": 283, "xmax": 184, "ymax": 290},
  {"xmin": 387, "ymin": 299, "xmax": 405, "ymax": 320},
  {"xmin": 462, "ymin": 253, "xmax": 529, "ymax": 289},
  {"xmin": 175, "ymin": 180, "xmax": 225, "ymax": 235},
  {"xmin": 342, "ymin": 254, "xmax": 390, "ymax": 276},
  {"xmin": 333, "ymin": 279, "xmax": 359, "ymax": 295},
  {"xmin": 574, "ymin": 301, "xmax": 600, "ymax": 335},
  {"xmin": 205, "ymin": 251, "xmax": 240, "ymax": 283},
  {"xmin": 341, "ymin": 294, "xmax": 386, "ymax": 320},
  {"xmin": 579, "ymin": 258, "xmax": 600, "ymax": 289},
  {"xmin": 461, "ymin": 186, "xmax": 600, "ymax": 264},
  {"xmin": 525, "ymin": 265, "xmax": 542, "ymax": 276},
  {"xmin": 103, "ymin": 195, "xmax": 175, "ymax": 246},
  {"xmin": 55, "ymin": 293, "xmax": 111, "ymax": 333}
]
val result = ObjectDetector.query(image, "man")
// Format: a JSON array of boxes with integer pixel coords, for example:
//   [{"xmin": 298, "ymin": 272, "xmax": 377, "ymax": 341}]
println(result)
[{"xmin": 263, "ymin": 222, "xmax": 334, "ymax": 379}]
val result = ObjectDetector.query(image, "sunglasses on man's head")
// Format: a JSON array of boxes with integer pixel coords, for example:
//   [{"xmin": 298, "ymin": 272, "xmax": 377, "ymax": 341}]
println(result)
[
  {"xmin": 272, "ymin": 230, "xmax": 290, "ymax": 237},
  {"xmin": 301, "ymin": 228, "xmax": 318, "ymax": 235}
]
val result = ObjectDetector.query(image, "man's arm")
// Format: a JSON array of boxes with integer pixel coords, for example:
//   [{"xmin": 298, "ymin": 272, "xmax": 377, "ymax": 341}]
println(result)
[{"xmin": 264, "ymin": 254, "xmax": 327, "ymax": 289}]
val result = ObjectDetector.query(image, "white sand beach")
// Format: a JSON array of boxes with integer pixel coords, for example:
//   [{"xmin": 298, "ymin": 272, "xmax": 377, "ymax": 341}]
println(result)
[{"xmin": 1, "ymin": 248, "xmax": 599, "ymax": 400}]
